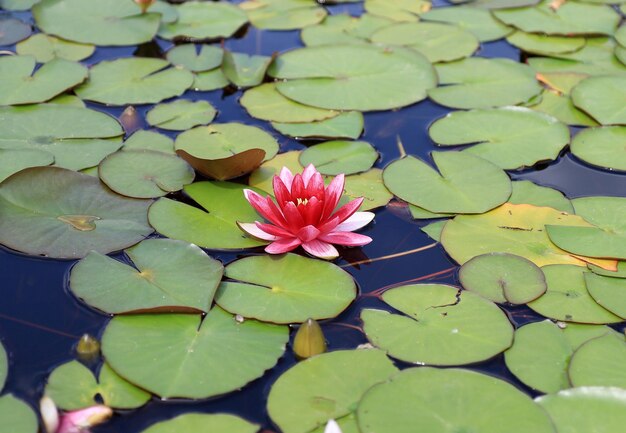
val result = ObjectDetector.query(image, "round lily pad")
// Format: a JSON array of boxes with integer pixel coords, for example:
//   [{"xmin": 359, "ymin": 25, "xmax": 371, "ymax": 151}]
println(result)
[
  {"xmin": 527, "ymin": 265, "xmax": 621, "ymax": 324},
  {"xmin": 99, "ymin": 150, "xmax": 194, "ymax": 199},
  {"xmin": 146, "ymin": 100, "xmax": 217, "ymax": 131},
  {"xmin": 158, "ymin": 1, "xmax": 248, "ymax": 41},
  {"xmin": 585, "ymin": 273, "xmax": 626, "ymax": 318},
  {"xmin": 571, "ymin": 75, "xmax": 626, "ymax": 125},
  {"xmin": 0, "ymin": 149, "xmax": 54, "ymax": 183},
  {"xmin": 0, "ymin": 167, "xmax": 153, "ymax": 259},
  {"xmin": 0, "ymin": 55, "xmax": 87, "ymax": 105},
  {"xmin": 299, "ymin": 140, "xmax": 378, "ymax": 175},
  {"xmin": 428, "ymin": 57, "xmax": 541, "ymax": 109},
  {"xmin": 272, "ymin": 111, "xmax": 364, "ymax": 140},
  {"xmin": 0, "ymin": 16, "xmax": 30, "ymax": 45},
  {"xmin": 509, "ymin": 180, "xmax": 573, "ymax": 213},
  {"xmin": 45, "ymin": 361, "xmax": 150, "ymax": 410},
  {"xmin": 16, "ymin": 33, "xmax": 94, "ymax": 63},
  {"xmin": 0, "ymin": 395, "xmax": 37, "ymax": 433},
  {"xmin": 241, "ymin": 0, "xmax": 327, "ymax": 31},
  {"xmin": 343, "ymin": 169, "xmax": 393, "ymax": 211},
  {"xmin": 75, "ymin": 58, "xmax": 194, "ymax": 106},
  {"xmin": 148, "ymin": 181, "xmax": 266, "ymax": 250},
  {"xmin": 569, "ymin": 334, "xmax": 626, "ymax": 388},
  {"xmin": 421, "ymin": 6, "xmax": 513, "ymax": 42},
  {"xmin": 459, "ymin": 253, "xmax": 547, "ymax": 304},
  {"xmin": 268, "ymin": 44, "xmax": 437, "ymax": 111},
  {"xmin": 33, "ymin": 0, "xmax": 160, "ymax": 46},
  {"xmin": 300, "ymin": 13, "xmax": 390, "ymax": 47},
  {"xmin": 140, "ymin": 413, "xmax": 259, "ymax": 433},
  {"xmin": 441, "ymin": 203, "xmax": 617, "ymax": 269},
  {"xmin": 101, "ymin": 307, "xmax": 288, "ymax": 399},
  {"xmin": 216, "ymin": 254, "xmax": 356, "ymax": 324},
  {"xmin": 240, "ymin": 83, "xmax": 339, "ymax": 124},
  {"xmin": 506, "ymin": 31, "xmax": 586, "ymax": 56},
  {"xmin": 166, "ymin": 44, "xmax": 223, "ymax": 72},
  {"xmin": 192, "ymin": 68, "xmax": 229, "ymax": 91},
  {"xmin": 537, "ymin": 387, "xmax": 626, "ymax": 433},
  {"xmin": 362, "ymin": 284, "xmax": 514, "ymax": 365},
  {"xmin": 504, "ymin": 320, "xmax": 616, "ymax": 393},
  {"xmin": 382, "ymin": 152, "xmax": 511, "ymax": 214},
  {"xmin": 222, "ymin": 51, "xmax": 272, "ymax": 88},
  {"xmin": 267, "ymin": 349, "xmax": 398, "ymax": 433},
  {"xmin": 123, "ymin": 130, "xmax": 174, "ymax": 154},
  {"xmin": 370, "ymin": 22, "xmax": 479, "ymax": 63},
  {"xmin": 571, "ymin": 126, "xmax": 626, "ymax": 172},
  {"xmin": 429, "ymin": 107, "xmax": 570, "ymax": 170},
  {"xmin": 70, "ymin": 239, "xmax": 223, "ymax": 314},
  {"xmin": 357, "ymin": 367, "xmax": 555, "ymax": 433}
]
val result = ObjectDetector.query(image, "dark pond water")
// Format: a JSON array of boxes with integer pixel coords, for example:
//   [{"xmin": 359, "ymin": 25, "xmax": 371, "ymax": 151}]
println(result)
[{"xmin": 1, "ymin": 1, "xmax": 626, "ymax": 432}]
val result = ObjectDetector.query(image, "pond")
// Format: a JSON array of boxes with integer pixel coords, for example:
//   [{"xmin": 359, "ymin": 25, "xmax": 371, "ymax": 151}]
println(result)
[{"xmin": 1, "ymin": 0, "xmax": 626, "ymax": 433}]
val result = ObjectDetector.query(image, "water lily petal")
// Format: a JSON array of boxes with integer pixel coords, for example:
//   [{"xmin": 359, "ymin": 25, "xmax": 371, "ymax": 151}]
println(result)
[
  {"xmin": 256, "ymin": 221, "xmax": 294, "ymax": 238},
  {"xmin": 319, "ymin": 231, "xmax": 372, "ymax": 246},
  {"xmin": 331, "ymin": 197, "xmax": 364, "ymax": 224},
  {"xmin": 57, "ymin": 405, "xmax": 113, "ymax": 433},
  {"xmin": 266, "ymin": 237, "xmax": 302, "ymax": 254},
  {"xmin": 243, "ymin": 189, "xmax": 287, "ymax": 227},
  {"xmin": 278, "ymin": 166, "xmax": 294, "ymax": 190},
  {"xmin": 325, "ymin": 419, "xmax": 343, "ymax": 433},
  {"xmin": 297, "ymin": 225, "xmax": 321, "ymax": 242},
  {"xmin": 301, "ymin": 163, "xmax": 317, "ymax": 186},
  {"xmin": 273, "ymin": 175, "xmax": 292, "ymax": 207},
  {"xmin": 40, "ymin": 396, "xmax": 59, "ymax": 433},
  {"xmin": 282, "ymin": 201, "xmax": 306, "ymax": 231},
  {"xmin": 291, "ymin": 174, "xmax": 305, "ymax": 199},
  {"xmin": 303, "ymin": 195, "xmax": 323, "ymax": 226},
  {"xmin": 302, "ymin": 239, "xmax": 339, "ymax": 260},
  {"xmin": 321, "ymin": 174, "xmax": 345, "ymax": 220},
  {"xmin": 317, "ymin": 215, "xmax": 341, "ymax": 234},
  {"xmin": 334, "ymin": 211, "xmax": 375, "ymax": 232},
  {"xmin": 306, "ymin": 172, "xmax": 325, "ymax": 200},
  {"xmin": 237, "ymin": 222, "xmax": 278, "ymax": 241}
]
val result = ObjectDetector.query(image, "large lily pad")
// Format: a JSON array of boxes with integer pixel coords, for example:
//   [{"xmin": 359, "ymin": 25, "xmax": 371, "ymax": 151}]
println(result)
[
  {"xmin": 357, "ymin": 368, "xmax": 555, "ymax": 433},
  {"xmin": 299, "ymin": 140, "xmax": 377, "ymax": 175},
  {"xmin": 383, "ymin": 152, "xmax": 511, "ymax": 214},
  {"xmin": 585, "ymin": 273, "xmax": 626, "ymax": 318},
  {"xmin": 75, "ymin": 58, "xmax": 194, "ymax": 106},
  {"xmin": 428, "ymin": 57, "xmax": 541, "ymax": 109},
  {"xmin": 568, "ymin": 334, "xmax": 626, "ymax": 388},
  {"xmin": 0, "ymin": 55, "xmax": 87, "ymax": 105},
  {"xmin": 571, "ymin": 75, "xmax": 626, "ymax": 125},
  {"xmin": 272, "ymin": 111, "xmax": 364, "ymax": 140},
  {"xmin": 0, "ymin": 149, "xmax": 53, "ymax": 183},
  {"xmin": 241, "ymin": 0, "xmax": 327, "ymax": 31},
  {"xmin": 441, "ymin": 203, "xmax": 617, "ymax": 269},
  {"xmin": 216, "ymin": 254, "xmax": 356, "ymax": 324},
  {"xmin": 0, "ymin": 167, "xmax": 152, "ymax": 259},
  {"xmin": 421, "ymin": 6, "xmax": 513, "ymax": 42},
  {"xmin": 0, "ymin": 395, "xmax": 37, "ymax": 433},
  {"xmin": 148, "ymin": 181, "xmax": 266, "ymax": 250},
  {"xmin": 16, "ymin": 33, "xmax": 94, "ymax": 63},
  {"xmin": 362, "ymin": 284, "xmax": 514, "ymax": 365},
  {"xmin": 571, "ymin": 126, "xmax": 626, "ymax": 171},
  {"xmin": 33, "ymin": 0, "xmax": 160, "ymax": 46},
  {"xmin": 429, "ymin": 107, "xmax": 569, "ymax": 170},
  {"xmin": 101, "ymin": 307, "xmax": 288, "ymax": 399},
  {"xmin": 268, "ymin": 44, "xmax": 437, "ymax": 111},
  {"xmin": 146, "ymin": 100, "xmax": 216, "ymax": 131},
  {"xmin": 158, "ymin": 1, "xmax": 248, "ymax": 41},
  {"xmin": 70, "ymin": 239, "xmax": 223, "ymax": 314},
  {"xmin": 527, "ymin": 265, "xmax": 621, "ymax": 324},
  {"xmin": 267, "ymin": 349, "xmax": 398, "ymax": 433},
  {"xmin": 45, "ymin": 361, "xmax": 150, "ymax": 410},
  {"xmin": 140, "ymin": 414, "xmax": 259, "ymax": 433}
]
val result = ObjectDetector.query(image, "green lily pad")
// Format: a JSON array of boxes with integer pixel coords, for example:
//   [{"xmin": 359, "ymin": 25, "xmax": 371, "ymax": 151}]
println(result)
[
  {"xmin": 588, "ymin": 261, "xmax": 626, "ymax": 279},
  {"xmin": 370, "ymin": 22, "xmax": 479, "ymax": 63},
  {"xmin": 509, "ymin": 180, "xmax": 573, "ymax": 213},
  {"xmin": 0, "ymin": 16, "xmax": 30, "ymax": 45},
  {"xmin": 123, "ymin": 130, "xmax": 174, "ymax": 154},
  {"xmin": 0, "ymin": 149, "xmax": 54, "ymax": 183},
  {"xmin": 0, "ymin": 395, "xmax": 37, "ymax": 433},
  {"xmin": 101, "ymin": 307, "xmax": 288, "ymax": 399},
  {"xmin": 467, "ymin": 0, "xmax": 541, "ymax": 7},
  {"xmin": 440, "ymin": 203, "xmax": 618, "ymax": 269},
  {"xmin": 0, "ymin": 55, "xmax": 87, "ymax": 105},
  {"xmin": 99, "ymin": 150, "xmax": 194, "ymax": 199},
  {"xmin": 585, "ymin": 273, "xmax": 626, "ymax": 318},
  {"xmin": 166, "ymin": 44, "xmax": 223, "ymax": 72},
  {"xmin": 140, "ymin": 413, "xmax": 259, "ymax": 433},
  {"xmin": 504, "ymin": 320, "xmax": 616, "ymax": 393},
  {"xmin": 364, "ymin": 0, "xmax": 430, "ymax": 22},
  {"xmin": 192, "ymin": 68, "xmax": 229, "ymax": 92},
  {"xmin": 0, "ymin": 167, "xmax": 153, "ymax": 259},
  {"xmin": 568, "ymin": 333, "xmax": 626, "ymax": 388},
  {"xmin": 493, "ymin": 1, "xmax": 619, "ymax": 36},
  {"xmin": 382, "ymin": 152, "xmax": 511, "ymax": 214},
  {"xmin": 362, "ymin": 284, "xmax": 513, "ymax": 365},
  {"xmin": 70, "ymin": 239, "xmax": 223, "ymax": 314},
  {"xmin": 272, "ymin": 111, "xmax": 364, "ymax": 140},
  {"xmin": 241, "ymin": 0, "xmax": 327, "ymax": 31},
  {"xmin": 344, "ymin": 169, "xmax": 393, "ymax": 211},
  {"xmin": 357, "ymin": 367, "xmax": 554, "ymax": 433},
  {"xmin": 459, "ymin": 253, "xmax": 546, "ymax": 304},
  {"xmin": 429, "ymin": 107, "xmax": 569, "ymax": 170},
  {"xmin": 158, "ymin": 1, "xmax": 248, "ymax": 41},
  {"xmin": 240, "ymin": 83, "xmax": 339, "ymax": 124},
  {"xmin": 300, "ymin": 13, "xmax": 391, "ymax": 47},
  {"xmin": 421, "ymin": 6, "xmax": 513, "ymax": 42},
  {"xmin": 267, "ymin": 349, "xmax": 398, "ymax": 433},
  {"xmin": 76, "ymin": 58, "xmax": 194, "ymax": 106},
  {"xmin": 146, "ymin": 100, "xmax": 216, "ymax": 131},
  {"xmin": 216, "ymin": 254, "xmax": 356, "ymax": 324},
  {"xmin": 528, "ymin": 89, "xmax": 600, "ymax": 127},
  {"xmin": 0, "ymin": 0, "xmax": 39, "ymax": 11},
  {"xmin": 268, "ymin": 44, "xmax": 437, "ymax": 111},
  {"xmin": 16, "ymin": 33, "xmax": 94, "ymax": 63},
  {"xmin": 222, "ymin": 51, "xmax": 272, "ymax": 88},
  {"xmin": 299, "ymin": 140, "xmax": 377, "ymax": 176},
  {"xmin": 0, "ymin": 341, "xmax": 6, "ymax": 392},
  {"xmin": 527, "ymin": 265, "xmax": 621, "ymax": 324},
  {"xmin": 45, "ymin": 361, "xmax": 150, "ymax": 410},
  {"xmin": 428, "ymin": 57, "xmax": 542, "ymax": 109},
  {"xmin": 33, "ymin": 0, "xmax": 160, "ymax": 46},
  {"xmin": 148, "ymin": 181, "xmax": 266, "ymax": 250},
  {"xmin": 506, "ymin": 31, "xmax": 585, "ymax": 56},
  {"xmin": 537, "ymin": 387, "xmax": 626, "ymax": 433},
  {"xmin": 421, "ymin": 220, "xmax": 447, "ymax": 241},
  {"xmin": 246, "ymin": 151, "xmax": 302, "ymax": 193},
  {"xmin": 546, "ymin": 196, "xmax": 626, "ymax": 260},
  {"xmin": 571, "ymin": 126, "xmax": 626, "ymax": 171},
  {"xmin": 571, "ymin": 75, "xmax": 626, "ymax": 125}
]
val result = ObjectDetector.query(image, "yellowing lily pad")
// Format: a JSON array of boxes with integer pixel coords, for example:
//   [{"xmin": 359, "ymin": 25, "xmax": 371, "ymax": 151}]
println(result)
[{"xmin": 509, "ymin": 180, "xmax": 573, "ymax": 213}]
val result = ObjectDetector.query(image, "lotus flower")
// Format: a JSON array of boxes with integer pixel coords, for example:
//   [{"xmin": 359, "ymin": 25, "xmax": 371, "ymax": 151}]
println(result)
[
  {"xmin": 239, "ymin": 164, "xmax": 373, "ymax": 260},
  {"xmin": 41, "ymin": 396, "xmax": 112, "ymax": 433}
]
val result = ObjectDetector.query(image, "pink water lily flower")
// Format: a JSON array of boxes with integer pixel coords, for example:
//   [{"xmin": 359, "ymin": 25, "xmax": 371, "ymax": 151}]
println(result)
[
  {"xmin": 238, "ymin": 164, "xmax": 374, "ymax": 260},
  {"xmin": 41, "ymin": 396, "xmax": 113, "ymax": 433}
]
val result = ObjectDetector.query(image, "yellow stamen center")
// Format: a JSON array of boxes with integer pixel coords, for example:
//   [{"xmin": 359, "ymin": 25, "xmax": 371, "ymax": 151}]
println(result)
[{"xmin": 296, "ymin": 198, "xmax": 309, "ymax": 206}]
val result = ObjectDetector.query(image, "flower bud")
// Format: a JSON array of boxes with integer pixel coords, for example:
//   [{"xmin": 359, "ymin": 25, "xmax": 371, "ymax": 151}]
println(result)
[{"xmin": 293, "ymin": 318, "xmax": 326, "ymax": 360}]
